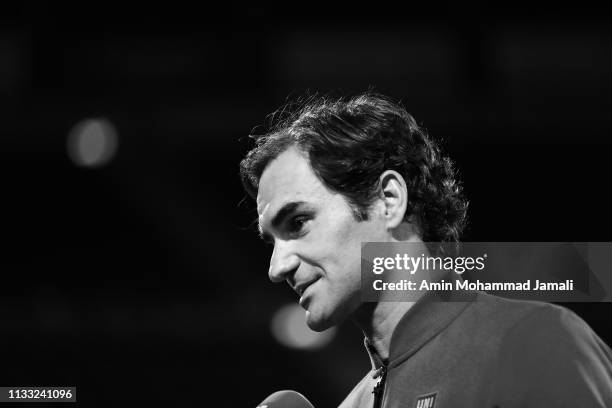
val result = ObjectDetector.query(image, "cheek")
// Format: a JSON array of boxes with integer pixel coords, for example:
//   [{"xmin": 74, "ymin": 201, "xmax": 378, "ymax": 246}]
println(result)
[
  {"xmin": 315, "ymin": 201, "xmax": 382, "ymax": 272},
  {"xmin": 324, "ymin": 218, "xmax": 362, "ymax": 257},
  {"xmin": 322, "ymin": 221, "xmax": 370, "ymax": 280}
]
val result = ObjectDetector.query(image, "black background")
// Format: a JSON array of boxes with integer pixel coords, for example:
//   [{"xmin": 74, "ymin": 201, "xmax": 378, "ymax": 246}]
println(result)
[{"xmin": 1, "ymin": 4, "xmax": 611, "ymax": 407}]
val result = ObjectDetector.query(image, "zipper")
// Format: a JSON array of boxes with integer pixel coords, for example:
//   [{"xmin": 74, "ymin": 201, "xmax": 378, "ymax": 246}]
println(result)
[{"xmin": 372, "ymin": 365, "xmax": 387, "ymax": 408}]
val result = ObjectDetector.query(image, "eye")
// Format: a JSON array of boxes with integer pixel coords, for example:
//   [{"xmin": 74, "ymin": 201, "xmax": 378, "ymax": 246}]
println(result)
[{"xmin": 288, "ymin": 215, "xmax": 310, "ymax": 234}]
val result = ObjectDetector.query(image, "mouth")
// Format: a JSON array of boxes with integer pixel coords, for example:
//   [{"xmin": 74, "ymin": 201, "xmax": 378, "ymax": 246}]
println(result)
[{"xmin": 294, "ymin": 277, "xmax": 321, "ymax": 298}]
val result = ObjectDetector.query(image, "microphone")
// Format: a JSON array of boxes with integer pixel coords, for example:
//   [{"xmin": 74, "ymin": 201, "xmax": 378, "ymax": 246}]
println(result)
[{"xmin": 255, "ymin": 390, "xmax": 315, "ymax": 408}]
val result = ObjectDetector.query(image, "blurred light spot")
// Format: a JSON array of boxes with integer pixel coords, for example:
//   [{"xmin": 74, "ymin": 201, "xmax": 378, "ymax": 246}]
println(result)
[
  {"xmin": 271, "ymin": 303, "xmax": 336, "ymax": 350},
  {"xmin": 67, "ymin": 118, "xmax": 118, "ymax": 167}
]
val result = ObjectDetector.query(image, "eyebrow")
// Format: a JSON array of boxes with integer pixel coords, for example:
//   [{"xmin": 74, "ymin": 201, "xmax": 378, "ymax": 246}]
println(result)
[{"xmin": 258, "ymin": 201, "xmax": 305, "ymax": 242}]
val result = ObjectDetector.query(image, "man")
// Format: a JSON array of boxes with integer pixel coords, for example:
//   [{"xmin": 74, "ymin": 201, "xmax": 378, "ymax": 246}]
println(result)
[{"xmin": 240, "ymin": 93, "xmax": 612, "ymax": 407}]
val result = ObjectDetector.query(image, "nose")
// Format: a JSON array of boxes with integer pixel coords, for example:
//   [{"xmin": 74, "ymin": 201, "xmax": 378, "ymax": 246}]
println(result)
[{"xmin": 268, "ymin": 240, "xmax": 299, "ymax": 283}]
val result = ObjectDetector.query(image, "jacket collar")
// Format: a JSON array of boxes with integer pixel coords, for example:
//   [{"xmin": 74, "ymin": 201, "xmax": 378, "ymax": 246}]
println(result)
[{"xmin": 364, "ymin": 276, "xmax": 476, "ymax": 370}]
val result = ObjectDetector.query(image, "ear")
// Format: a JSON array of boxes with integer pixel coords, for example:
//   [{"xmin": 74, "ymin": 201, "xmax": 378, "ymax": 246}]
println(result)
[{"xmin": 379, "ymin": 170, "xmax": 408, "ymax": 229}]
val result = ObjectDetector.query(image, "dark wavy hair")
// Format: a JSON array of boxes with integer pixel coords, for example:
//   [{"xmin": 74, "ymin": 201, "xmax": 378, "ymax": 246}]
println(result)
[{"xmin": 240, "ymin": 92, "xmax": 468, "ymax": 244}]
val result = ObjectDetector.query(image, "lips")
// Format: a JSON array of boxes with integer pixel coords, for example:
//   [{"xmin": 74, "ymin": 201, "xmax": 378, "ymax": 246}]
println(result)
[{"xmin": 294, "ymin": 277, "xmax": 320, "ymax": 297}]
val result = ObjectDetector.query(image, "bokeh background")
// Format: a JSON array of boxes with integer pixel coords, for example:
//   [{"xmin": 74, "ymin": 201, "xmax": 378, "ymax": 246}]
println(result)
[{"xmin": 2, "ymin": 5, "xmax": 612, "ymax": 407}]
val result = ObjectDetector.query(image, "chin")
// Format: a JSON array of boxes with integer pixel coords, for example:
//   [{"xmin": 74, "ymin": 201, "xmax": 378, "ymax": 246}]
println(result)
[
  {"xmin": 306, "ymin": 305, "xmax": 352, "ymax": 332},
  {"xmin": 305, "ymin": 310, "xmax": 336, "ymax": 332},
  {"xmin": 305, "ymin": 295, "xmax": 361, "ymax": 331}
]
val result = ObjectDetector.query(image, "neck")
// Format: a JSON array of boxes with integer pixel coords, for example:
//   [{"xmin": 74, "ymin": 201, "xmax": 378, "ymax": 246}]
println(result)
[
  {"xmin": 351, "ymin": 301, "xmax": 415, "ymax": 362},
  {"xmin": 353, "ymin": 234, "xmax": 431, "ymax": 361}
]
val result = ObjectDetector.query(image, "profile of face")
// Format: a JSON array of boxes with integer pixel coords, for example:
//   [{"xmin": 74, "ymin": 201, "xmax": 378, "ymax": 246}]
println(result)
[{"xmin": 256, "ymin": 146, "xmax": 402, "ymax": 331}]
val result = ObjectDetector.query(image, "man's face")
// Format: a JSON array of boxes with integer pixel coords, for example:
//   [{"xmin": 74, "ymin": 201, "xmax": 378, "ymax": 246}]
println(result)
[{"xmin": 257, "ymin": 146, "xmax": 387, "ymax": 331}]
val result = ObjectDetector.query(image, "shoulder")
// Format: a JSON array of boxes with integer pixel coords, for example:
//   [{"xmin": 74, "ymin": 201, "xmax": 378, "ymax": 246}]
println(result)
[
  {"xmin": 473, "ymin": 293, "xmax": 611, "ymax": 370},
  {"xmin": 480, "ymin": 295, "xmax": 605, "ymax": 353},
  {"xmin": 481, "ymin": 295, "xmax": 612, "ymax": 406},
  {"xmin": 463, "ymin": 292, "xmax": 597, "ymax": 336},
  {"xmin": 447, "ymin": 292, "xmax": 577, "ymax": 341}
]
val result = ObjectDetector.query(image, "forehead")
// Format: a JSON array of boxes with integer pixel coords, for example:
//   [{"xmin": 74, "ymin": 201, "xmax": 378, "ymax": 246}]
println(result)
[{"xmin": 256, "ymin": 147, "xmax": 328, "ymax": 219}]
